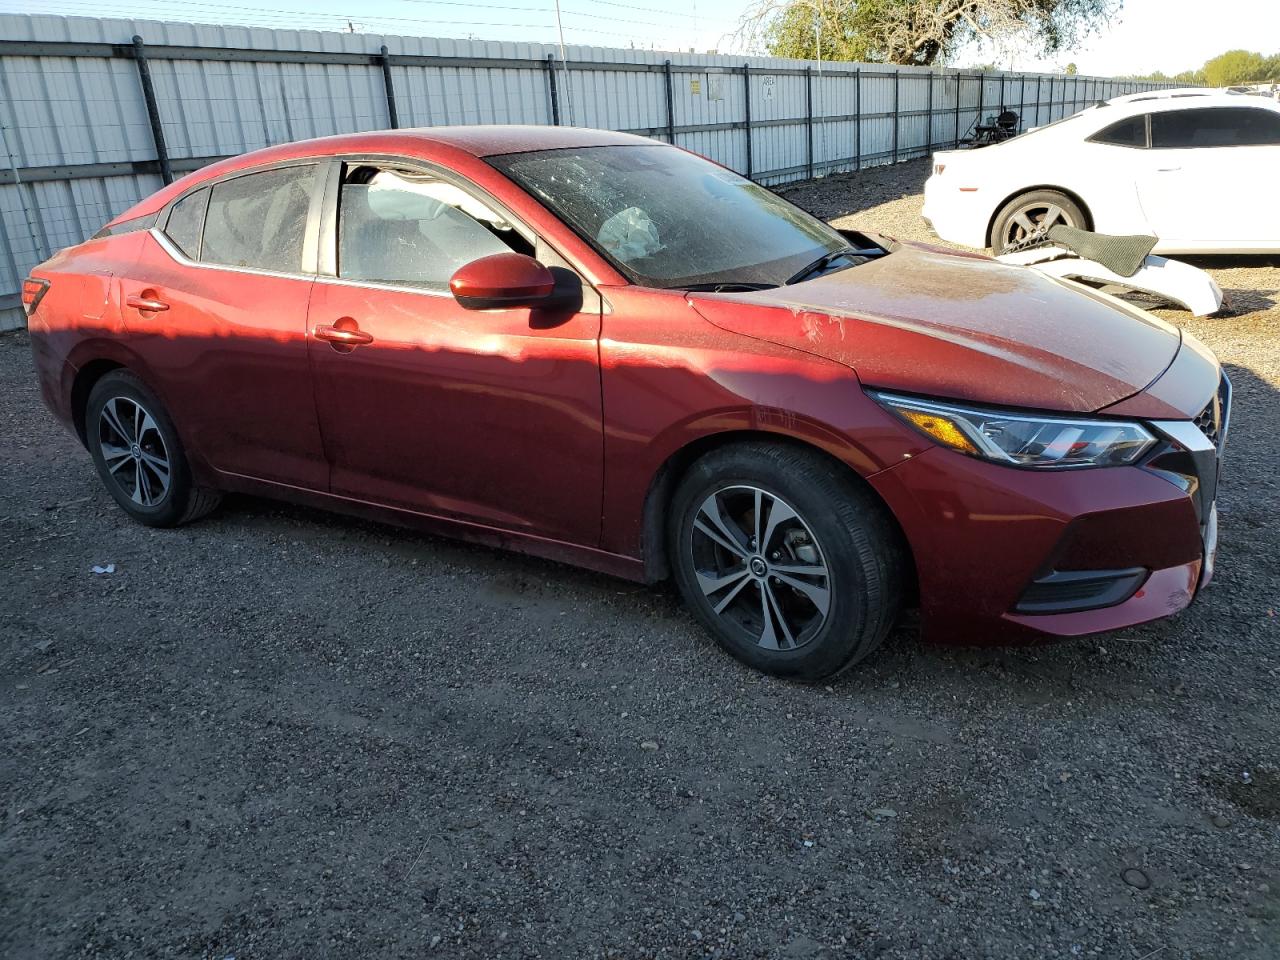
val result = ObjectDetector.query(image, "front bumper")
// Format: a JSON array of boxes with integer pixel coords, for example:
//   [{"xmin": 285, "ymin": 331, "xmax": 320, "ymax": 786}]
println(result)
[{"xmin": 867, "ymin": 382, "xmax": 1228, "ymax": 645}]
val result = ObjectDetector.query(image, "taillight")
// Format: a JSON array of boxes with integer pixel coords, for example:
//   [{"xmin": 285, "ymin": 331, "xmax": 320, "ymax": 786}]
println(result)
[
  {"xmin": 933, "ymin": 163, "xmax": 946, "ymax": 175},
  {"xmin": 21, "ymin": 277, "xmax": 51, "ymax": 316}
]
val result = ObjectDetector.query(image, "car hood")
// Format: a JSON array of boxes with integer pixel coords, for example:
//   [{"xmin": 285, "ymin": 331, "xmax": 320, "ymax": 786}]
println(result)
[{"xmin": 689, "ymin": 242, "xmax": 1182, "ymax": 413}]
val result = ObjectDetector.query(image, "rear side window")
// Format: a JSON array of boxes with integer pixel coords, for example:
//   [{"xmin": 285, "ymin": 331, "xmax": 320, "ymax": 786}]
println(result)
[
  {"xmin": 201, "ymin": 165, "xmax": 318, "ymax": 272},
  {"xmin": 164, "ymin": 188, "xmax": 209, "ymax": 259},
  {"xmin": 336, "ymin": 166, "xmax": 532, "ymax": 286},
  {"xmin": 1090, "ymin": 115, "xmax": 1147, "ymax": 148},
  {"xmin": 1151, "ymin": 107, "xmax": 1280, "ymax": 147}
]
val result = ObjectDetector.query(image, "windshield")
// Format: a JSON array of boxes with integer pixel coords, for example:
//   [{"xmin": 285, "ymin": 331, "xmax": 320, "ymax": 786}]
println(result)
[{"xmin": 487, "ymin": 144, "xmax": 849, "ymax": 288}]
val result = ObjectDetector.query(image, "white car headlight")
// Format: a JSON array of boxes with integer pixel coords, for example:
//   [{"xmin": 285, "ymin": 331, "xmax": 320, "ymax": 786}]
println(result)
[{"xmin": 871, "ymin": 391, "xmax": 1156, "ymax": 469}]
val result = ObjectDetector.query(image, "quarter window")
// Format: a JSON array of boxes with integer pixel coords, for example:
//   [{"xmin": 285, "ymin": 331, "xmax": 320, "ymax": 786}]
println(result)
[
  {"xmin": 1090, "ymin": 115, "xmax": 1147, "ymax": 148},
  {"xmin": 1151, "ymin": 107, "xmax": 1280, "ymax": 148},
  {"xmin": 337, "ymin": 166, "xmax": 532, "ymax": 286},
  {"xmin": 200, "ymin": 165, "xmax": 318, "ymax": 272},
  {"xmin": 164, "ymin": 187, "xmax": 209, "ymax": 259}
]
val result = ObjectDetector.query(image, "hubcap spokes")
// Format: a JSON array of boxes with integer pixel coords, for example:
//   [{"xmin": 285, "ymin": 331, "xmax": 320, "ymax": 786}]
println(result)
[
  {"xmin": 98, "ymin": 397, "xmax": 171, "ymax": 507},
  {"xmin": 1006, "ymin": 203, "xmax": 1071, "ymax": 249},
  {"xmin": 690, "ymin": 485, "xmax": 830, "ymax": 651}
]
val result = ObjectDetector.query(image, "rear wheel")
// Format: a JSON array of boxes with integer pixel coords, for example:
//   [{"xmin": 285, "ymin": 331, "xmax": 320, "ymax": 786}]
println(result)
[
  {"xmin": 86, "ymin": 371, "xmax": 221, "ymax": 527},
  {"xmin": 669, "ymin": 443, "xmax": 903, "ymax": 680},
  {"xmin": 990, "ymin": 189, "xmax": 1085, "ymax": 252}
]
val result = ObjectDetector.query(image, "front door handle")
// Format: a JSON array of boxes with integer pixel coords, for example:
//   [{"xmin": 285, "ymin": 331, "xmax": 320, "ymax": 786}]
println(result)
[
  {"xmin": 125, "ymin": 293, "xmax": 169, "ymax": 313},
  {"xmin": 1156, "ymin": 166, "xmax": 1181, "ymax": 172},
  {"xmin": 314, "ymin": 320, "xmax": 374, "ymax": 351}
]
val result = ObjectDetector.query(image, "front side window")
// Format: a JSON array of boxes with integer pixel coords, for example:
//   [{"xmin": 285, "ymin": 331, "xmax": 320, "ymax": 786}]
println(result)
[
  {"xmin": 488, "ymin": 144, "xmax": 849, "ymax": 289},
  {"xmin": 1090, "ymin": 115, "xmax": 1147, "ymax": 148},
  {"xmin": 164, "ymin": 187, "xmax": 209, "ymax": 259},
  {"xmin": 337, "ymin": 166, "xmax": 532, "ymax": 286},
  {"xmin": 201, "ymin": 164, "xmax": 318, "ymax": 272},
  {"xmin": 1151, "ymin": 107, "xmax": 1280, "ymax": 148}
]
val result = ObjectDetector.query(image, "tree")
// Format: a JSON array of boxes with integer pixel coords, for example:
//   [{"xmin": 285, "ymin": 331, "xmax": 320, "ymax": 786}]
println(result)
[
  {"xmin": 737, "ymin": 0, "xmax": 1120, "ymax": 66},
  {"xmin": 1065, "ymin": 62, "xmax": 1077, "ymax": 75},
  {"xmin": 1202, "ymin": 49, "xmax": 1268, "ymax": 86}
]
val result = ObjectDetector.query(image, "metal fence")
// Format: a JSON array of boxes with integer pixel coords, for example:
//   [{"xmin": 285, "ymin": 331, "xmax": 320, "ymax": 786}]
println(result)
[{"xmin": 0, "ymin": 13, "xmax": 1174, "ymax": 331}]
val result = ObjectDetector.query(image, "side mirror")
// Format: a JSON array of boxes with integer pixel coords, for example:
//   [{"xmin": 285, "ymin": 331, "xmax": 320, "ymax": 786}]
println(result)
[{"xmin": 449, "ymin": 253, "xmax": 564, "ymax": 311}]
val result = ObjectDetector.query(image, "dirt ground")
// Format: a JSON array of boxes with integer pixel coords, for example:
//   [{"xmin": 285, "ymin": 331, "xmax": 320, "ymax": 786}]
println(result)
[{"xmin": 2, "ymin": 159, "xmax": 1278, "ymax": 959}]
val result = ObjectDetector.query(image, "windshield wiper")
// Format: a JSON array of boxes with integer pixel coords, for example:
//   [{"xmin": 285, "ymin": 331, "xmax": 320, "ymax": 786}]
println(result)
[
  {"xmin": 675, "ymin": 281, "xmax": 779, "ymax": 292},
  {"xmin": 785, "ymin": 247, "xmax": 877, "ymax": 285}
]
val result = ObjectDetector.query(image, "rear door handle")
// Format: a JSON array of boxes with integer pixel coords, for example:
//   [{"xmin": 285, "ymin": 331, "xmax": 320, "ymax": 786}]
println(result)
[
  {"xmin": 125, "ymin": 293, "xmax": 169, "ymax": 312},
  {"xmin": 1156, "ymin": 166, "xmax": 1181, "ymax": 172},
  {"xmin": 314, "ymin": 322, "xmax": 374, "ymax": 347}
]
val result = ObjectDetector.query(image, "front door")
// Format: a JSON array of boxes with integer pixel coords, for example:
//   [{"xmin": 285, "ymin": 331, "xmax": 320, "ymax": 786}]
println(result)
[
  {"xmin": 1137, "ymin": 106, "xmax": 1280, "ymax": 245},
  {"xmin": 306, "ymin": 161, "xmax": 604, "ymax": 546}
]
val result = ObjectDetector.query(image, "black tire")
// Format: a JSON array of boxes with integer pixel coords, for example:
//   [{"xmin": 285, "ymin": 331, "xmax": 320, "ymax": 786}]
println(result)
[
  {"xmin": 668, "ymin": 443, "xmax": 903, "ymax": 680},
  {"xmin": 990, "ymin": 189, "xmax": 1086, "ymax": 252},
  {"xmin": 85, "ymin": 370, "xmax": 221, "ymax": 527}
]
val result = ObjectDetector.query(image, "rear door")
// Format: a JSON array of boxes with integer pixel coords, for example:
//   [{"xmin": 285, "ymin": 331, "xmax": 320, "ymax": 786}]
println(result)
[
  {"xmin": 123, "ymin": 162, "xmax": 328, "ymax": 488},
  {"xmin": 1137, "ymin": 106, "xmax": 1280, "ymax": 245},
  {"xmin": 305, "ymin": 159, "xmax": 604, "ymax": 545}
]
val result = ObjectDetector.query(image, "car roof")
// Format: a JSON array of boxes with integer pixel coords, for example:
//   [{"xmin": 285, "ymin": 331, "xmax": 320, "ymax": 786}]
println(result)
[
  {"xmin": 108, "ymin": 125, "xmax": 660, "ymax": 225},
  {"xmin": 1105, "ymin": 88, "xmax": 1279, "ymax": 111},
  {"xmin": 270, "ymin": 125, "xmax": 655, "ymax": 163}
]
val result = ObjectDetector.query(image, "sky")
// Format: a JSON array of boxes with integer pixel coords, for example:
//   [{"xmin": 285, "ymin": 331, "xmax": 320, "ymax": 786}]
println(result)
[{"xmin": 5, "ymin": 0, "xmax": 1278, "ymax": 77}]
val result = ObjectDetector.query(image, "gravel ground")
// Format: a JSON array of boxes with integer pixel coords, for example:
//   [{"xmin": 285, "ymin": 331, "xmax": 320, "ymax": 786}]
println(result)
[{"xmin": 3, "ymin": 159, "xmax": 1278, "ymax": 959}]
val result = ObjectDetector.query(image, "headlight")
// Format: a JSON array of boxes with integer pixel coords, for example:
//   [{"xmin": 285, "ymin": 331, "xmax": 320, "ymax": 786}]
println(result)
[{"xmin": 871, "ymin": 391, "xmax": 1156, "ymax": 469}]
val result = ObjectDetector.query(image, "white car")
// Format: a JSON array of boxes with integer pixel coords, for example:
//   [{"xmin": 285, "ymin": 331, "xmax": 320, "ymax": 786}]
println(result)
[{"xmin": 923, "ymin": 89, "xmax": 1280, "ymax": 254}]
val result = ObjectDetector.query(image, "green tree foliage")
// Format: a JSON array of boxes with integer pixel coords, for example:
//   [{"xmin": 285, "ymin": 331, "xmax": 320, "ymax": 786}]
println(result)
[
  {"xmin": 1203, "ymin": 49, "xmax": 1268, "ymax": 86},
  {"xmin": 1065, "ymin": 62, "xmax": 1078, "ymax": 75},
  {"xmin": 751, "ymin": 0, "xmax": 1119, "ymax": 66}
]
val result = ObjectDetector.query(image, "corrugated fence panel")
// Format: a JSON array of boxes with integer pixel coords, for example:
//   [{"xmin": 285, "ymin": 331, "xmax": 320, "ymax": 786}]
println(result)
[{"xmin": 0, "ymin": 12, "xmax": 1174, "ymax": 330}]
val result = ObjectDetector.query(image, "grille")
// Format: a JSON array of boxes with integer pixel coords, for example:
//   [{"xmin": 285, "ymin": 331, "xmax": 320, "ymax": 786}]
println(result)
[{"xmin": 1194, "ymin": 375, "xmax": 1231, "ymax": 450}]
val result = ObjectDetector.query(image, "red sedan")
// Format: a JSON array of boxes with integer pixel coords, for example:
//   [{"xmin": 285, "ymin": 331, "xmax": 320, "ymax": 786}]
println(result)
[{"xmin": 24, "ymin": 126, "xmax": 1228, "ymax": 678}]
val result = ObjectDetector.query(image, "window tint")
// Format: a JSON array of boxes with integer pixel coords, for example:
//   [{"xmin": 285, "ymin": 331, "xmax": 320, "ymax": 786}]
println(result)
[
  {"xmin": 165, "ymin": 188, "xmax": 209, "ymax": 259},
  {"xmin": 337, "ymin": 167, "xmax": 532, "ymax": 286},
  {"xmin": 201, "ymin": 165, "xmax": 317, "ymax": 272},
  {"xmin": 1091, "ymin": 115, "xmax": 1147, "ymax": 147},
  {"xmin": 1151, "ymin": 107, "xmax": 1280, "ymax": 148}
]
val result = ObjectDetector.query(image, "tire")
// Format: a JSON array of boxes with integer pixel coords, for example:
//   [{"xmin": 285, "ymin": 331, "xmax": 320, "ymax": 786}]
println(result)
[
  {"xmin": 990, "ymin": 189, "xmax": 1086, "ymax": 252},
  {"xmin": 85, "ymin": 370, "xmax": 221, "ymax": 527},
  {"xmin": 668, "ymin": 443, "xmax": 903, "ymax": 680}
]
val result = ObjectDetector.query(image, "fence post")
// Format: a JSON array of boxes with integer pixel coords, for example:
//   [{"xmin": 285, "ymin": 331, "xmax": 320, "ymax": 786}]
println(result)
[
  {"xmin": 742, "ymin": 64, "xmax": 752, "ymax": 180},
  {"xmin": 891, "ymin": 70, "xmax": 899, "ymax": 163},
  {"xmin": 925, "ymin": 70, "xmax": 933, "ymax": 153},
  {"xmin": 999, "ymin": 73, "xmax": 1005, "ymax": 113},
  {"xmin": 953, "ymin": 72, "xmax": 961, "ymax": 147},
  {"xmin": 977, "ymin": 71, "xmax": 985, "ymax": 126},
  {"xmin": 131, "ymin": 35, "xmax": 172, "ymax": 186},
  {"xmin": 854, "ymin": 67, "xmax": 861, "ymax": 170},
  {"xmin": 379, "ymin": 46, "xmax": 399, "ymax": 129},
  {"xmin": 544, "ymin": 54, "xmax": 560, "ymax": 125},
  {"xmin": 663, "ymin": 60, "xmax": 675, "ymax": 144},
  {"xmin": 805, "ymin": 66, "xmax": 814, "ymax": 180}
]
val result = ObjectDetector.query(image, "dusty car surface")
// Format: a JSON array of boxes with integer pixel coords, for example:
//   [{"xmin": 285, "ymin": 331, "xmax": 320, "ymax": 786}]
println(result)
[
  {"xmin": 24, "ymin": 125, "xmax": 1229, "ymax": 678},
  {"xmin": 924, "ymin": 88, "xmax": 1280, "ymax": 253}
]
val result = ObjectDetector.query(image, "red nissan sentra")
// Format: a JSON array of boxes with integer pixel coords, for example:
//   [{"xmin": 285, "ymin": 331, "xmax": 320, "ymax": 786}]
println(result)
[{"xmin": 24, "ymin": 126, "xmax": 1228, "ymax": 679}]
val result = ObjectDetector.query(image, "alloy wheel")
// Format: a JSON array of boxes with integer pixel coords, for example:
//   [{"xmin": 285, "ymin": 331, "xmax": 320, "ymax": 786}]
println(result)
[
  {"xmin": 97, "ymin": 396, "xmax": 172, "ymax": 507},
  {"xmin": 1002, "ymin": 202, "xmax": 1076, "ymax": 250},
  {"xmin": 688, "ymin": 484, "xmax": 831, "ymax": 651}
]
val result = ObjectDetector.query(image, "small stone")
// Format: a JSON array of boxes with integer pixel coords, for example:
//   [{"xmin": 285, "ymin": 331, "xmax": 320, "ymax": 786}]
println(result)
[
  {"xmin": 1212, "ymin": 813, "xmax": 1231, "ymax": 828},
  {"xmin": 1029, "ymin": 888, "xmax": 1041, "ymax": 900},
  {"xmin": 640, "ymin": 740, "xmax": 659, "ymax": 751},
  {"xmin": 34, "ymin": 639, "xmax": 53, "ymax": 654},
  {"xmin": 1121, "ymin": 868, "xmax": 1150, "ymax": 890},
  {"xmin": 868, "ymin": 808, "xmax": 897, "ymax": 819}
]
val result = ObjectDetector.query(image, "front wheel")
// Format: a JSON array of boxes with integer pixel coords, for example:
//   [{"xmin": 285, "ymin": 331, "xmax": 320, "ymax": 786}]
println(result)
[
  {"xmin": 86, "ymin": 370, "xmax": 221, "ymax": 527},
  {"xmin": 669, "ymin": 443, "xmax": 904, "ymax": 680}
]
